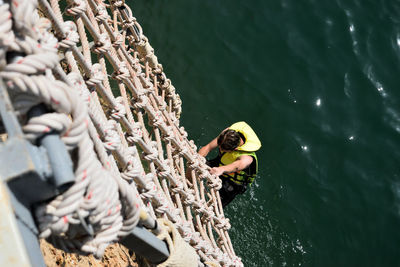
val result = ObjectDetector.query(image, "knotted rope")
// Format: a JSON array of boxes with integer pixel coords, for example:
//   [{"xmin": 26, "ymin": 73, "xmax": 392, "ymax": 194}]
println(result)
[{"xmin": 0, "ymin": 0, "xmax": 242, "ymax": 266}]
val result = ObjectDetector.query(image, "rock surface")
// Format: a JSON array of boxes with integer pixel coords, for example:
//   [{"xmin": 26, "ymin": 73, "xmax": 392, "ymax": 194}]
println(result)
[{"xmin": 40, "ymin": 239, "xmax": 139, "ymax": 267}]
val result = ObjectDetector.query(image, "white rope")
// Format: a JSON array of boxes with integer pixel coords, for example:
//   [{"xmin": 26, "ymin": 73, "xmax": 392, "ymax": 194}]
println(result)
[{"xmin": 0, "ymin": 0, "xmax": 243, "ymax": 265}]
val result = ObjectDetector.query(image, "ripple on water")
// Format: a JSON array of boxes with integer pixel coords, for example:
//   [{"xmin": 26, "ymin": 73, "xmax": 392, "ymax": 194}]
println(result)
[
  {"xmin": 343, "ymin": 72, "xmax": 352, "ymax": 98},
  {"xmin": 363, "ymin": 64, "xmax": 387, "ymax": 98},
  {"xmin": 384, "ymin": 106, "xmax": 400, "ymax": 134},
  {"xmin": 392, "ymin": 32, "xmax": 400, "ymax": 62},
  {"xmin": 339, "ymin": 2, "xmax": 362, "ymax": 58}
]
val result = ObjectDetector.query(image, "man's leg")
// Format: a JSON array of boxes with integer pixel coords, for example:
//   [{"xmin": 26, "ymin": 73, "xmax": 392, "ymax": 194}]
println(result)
[{"xmin": 219, "ymin": 178, "xmax": 241, "ymax": 208}]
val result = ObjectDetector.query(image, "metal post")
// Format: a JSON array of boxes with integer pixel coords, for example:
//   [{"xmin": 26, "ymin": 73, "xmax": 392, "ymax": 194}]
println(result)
[{"xmin": 27, "ymin": 104, "xmax": 75, "ymax": 193}]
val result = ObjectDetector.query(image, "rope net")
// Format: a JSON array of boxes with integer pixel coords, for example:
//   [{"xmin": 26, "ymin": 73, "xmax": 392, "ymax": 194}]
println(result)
[{"xmin": 0, "ymin": 0, "xmax": 242, "ymax": 266}]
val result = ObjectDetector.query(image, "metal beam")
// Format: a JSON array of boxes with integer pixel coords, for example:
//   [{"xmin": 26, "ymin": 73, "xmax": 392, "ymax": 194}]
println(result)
[{"xmin": 120, "ymin": 224, "xmax": 170, "ymax": 264}]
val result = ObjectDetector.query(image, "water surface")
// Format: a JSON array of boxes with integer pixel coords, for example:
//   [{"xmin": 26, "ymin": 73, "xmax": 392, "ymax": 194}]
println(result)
[{"xmin": 132, "ymin": 1, "xmax": 400, "ymax": 266}]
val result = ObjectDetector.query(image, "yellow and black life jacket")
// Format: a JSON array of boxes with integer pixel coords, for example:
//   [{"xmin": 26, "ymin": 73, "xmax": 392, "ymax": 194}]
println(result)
[{"xmin": 218, "ymin": 122, "xmax": 261, "ymax": 185}]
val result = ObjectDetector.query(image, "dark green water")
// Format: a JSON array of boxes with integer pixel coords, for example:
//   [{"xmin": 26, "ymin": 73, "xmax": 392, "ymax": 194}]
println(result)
[{"xmin": 132, "ymin": 1, "xmax": 400, "ymax": 266}]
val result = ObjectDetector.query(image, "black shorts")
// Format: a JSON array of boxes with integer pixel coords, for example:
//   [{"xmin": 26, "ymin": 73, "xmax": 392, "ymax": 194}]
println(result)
[{"xmin": 207, "ymin": 157, "xmax": 247, "ymax": 208}]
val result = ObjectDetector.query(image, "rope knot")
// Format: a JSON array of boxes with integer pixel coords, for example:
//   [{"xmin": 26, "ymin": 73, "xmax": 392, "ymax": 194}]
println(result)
[
  {"xmin": 163, "ymin": 126, "xmax": 175, "ymax": 143},
  {"xmin": 151, "ymin": 110, "xmax": 163, "ymax": 127},
  {"xmin": 188, "ymin": 139, "xmax": 197, "ymax": 151},
  {"xmin": 216, "ymin": 217, "xmax": 231, "ymax": 230},
  {"xmin": 197, "ymin": 156, "xmax": 206, "ymax": 165},
  {"xmin": 178, "ymin": 146, "xmax": 188, "ymax": 157},
  {"xmin": 198, "ymin": 170, "xmax": 209, "ymax": 180},
  {"xmin": 111, "ymin": 61, "xmax": 129, "ymax": 81},
  {"xmin": 135, "ymin": 37, "xmax": 159, "ymax": 67},
  {"xmin": 121, "ymin": 158, "xmax": 142, "ymax": 183},
  {"xmin": 171, "ymin": 182, "xmax": 184, "ymax": 194},
  {"xmin": 143, "ymin": 143, "xmax": 158, "ymax": 162},
  {"xmin": 153, "ymin": 64, "xmax": 163, "ymax": 74},
  {"xmin": 110, "ymin": 96, "xmax": 126, "ymax": 120},
  {"xmin": 113, "ymin": 33, "xmax": 124, "ymax": 47},
  {"xmin": 232, "ymin": 256, "xmax": 243, "ymax": 267},
  {"xmin": 34, "ymin": 18, "xmax": 58, "ymax": 52},
  {"xmin": 59, "ymin": 21, "xmax": 79, "ymax": 50},
  {"xmin": 157, "ymin": 72, "xmax": 167, "ymax": 83},
  {"xmin": 102, "ymin": 120, "xmax": 121, "ymax": 151},
  {"xmin": 66, "ymin": 0, "xmax": 87, "ymax": 16},
  {"xmin": 125, "ymin": 15, "xmax": 136, "ymax": 25},
  {"xmin": 67, "ymin": 72, "xmax": 90, "ymax": 103},
  {"xmin": 193, "ymin": 199, "xmax": 207, "ymax": 214},
  {"xmin": 189, "ymin": 160, "xmax": 200, "ymax": 170},
  {"xmin": 180, "ymin": 127, "xmax": 188, "ymax": 138},
  {"xmin": 126, "ymin": 122, "xmax": 142, "ymax": 143},
  {"xmin": 201, "ymin": 206, "xmax": 215, "ymax": 223},
  {"xmin": 92, "ymin": 33, "xmax": 111, "ymax": 54},
  {"xmin": 207, "ymin": 177, "xmax": 222, "ymax": 191},
  {"xmin": 160, "ymin": 76, "xmax": 170, "ymax": 88},
  {"xmin": 138, "ymin": 73, "xmax": 152, "ymax": 89},
  {"xmin": 173, "ymin": 94, "xmax": 182, "ymax": 118},
  {"xmin": 158, "ymin": 159, "xmax": 171, "ymax": 179},
  {"xmin": 156, "ymin": 95, "xmax": 167, "ymax": 111},
  {"xmin": 86, "ymin": 63, "xmax": 104, "ymax": 86},
  {"xmin": 194, "ymin": 239, "xmax": 208, "ymax": 252},
  {"xmin": 141, "ymin": 180, "xmax": 157, "ymax": 199},
  {"xmin": 95, "ymin": 4, "xmax": 108, "ymax": 22},
  {"xmin": 161, "ymin": 79, "xmax": 177, "ymax": 97},
  {"xmin": 183, "ymin": 192, "xmax": 195, "ymax": 206},
  {"xmin": 132, "ymin": 95, "xmax": 148, "ymax": 110},
  {"xmin": 155, "ymin": 200, "xmax": 169, "ymax": 215},
  {"xmin": 111, "ymin": 0, "xmax": 124, "ymax": 7},
  {"xmin": 167, "ymin": 85, "xmax": 176, "ymax": 98}
]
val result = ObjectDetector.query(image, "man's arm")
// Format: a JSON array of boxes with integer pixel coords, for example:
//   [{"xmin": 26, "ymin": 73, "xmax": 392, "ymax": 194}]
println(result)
[
  {"xmin": 209, "ymin": 155, "xmax": 253, "ymax": 176},
  {"xmin": 198, "ymin": 137, "xmax": 218, "ymax": 157},
  {"xmin": 198, "ymin": 127, "xmax": 229, "ymax": 157}
]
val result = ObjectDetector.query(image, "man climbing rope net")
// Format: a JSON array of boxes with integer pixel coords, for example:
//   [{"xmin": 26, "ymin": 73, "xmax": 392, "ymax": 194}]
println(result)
[{"xmin": 199, "ymin": 121, "xmax": 262, "ymax": 207}]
